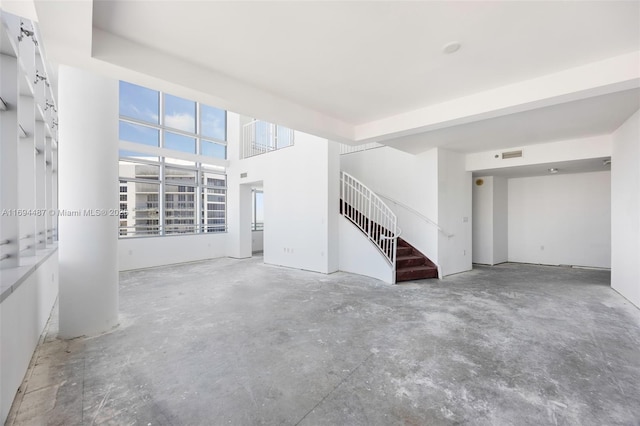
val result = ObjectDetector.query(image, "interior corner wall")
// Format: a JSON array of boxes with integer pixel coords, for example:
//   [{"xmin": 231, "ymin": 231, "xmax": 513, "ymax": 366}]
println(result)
[
  {"xmin": 340, "ymin": 146, "xmax": 440, "ymax": 266},
  {"xmin": 437, "ymin": 148, "xmax": 472, "ymax": 276},
  {"xmin": 233, "ymin": 132, "xmax": 338, "ymax": 274},
  {"xmin": 508, "ymin": 171, "xmax": 611, "ymax": 268},
  {"xmin": 472, "ymin": 176, "xmax": 494, "ymax": 265},
  {"xmin": 611, "ymin": 109, "xmax": 640, "ymax": 308},
  {"xmin": 493, "ymin": 177, "xmax": 508, "ymax": 264}
]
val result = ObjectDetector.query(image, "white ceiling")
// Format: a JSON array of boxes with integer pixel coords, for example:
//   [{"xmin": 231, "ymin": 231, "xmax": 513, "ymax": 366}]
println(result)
[
  {"xmin": 386, "ymin": 88, "xmax": 640, "ymax": 154},
  {"xmin": 92, "ymin": 1, "xmax": 639, "ymax": 125},
  {"xmin": 8, "ymin": 0, "xmax": 640, "ymax": 162},
  {"xmin": 472, "ymin": 157, "xmax": 611, "ymax": 179}
]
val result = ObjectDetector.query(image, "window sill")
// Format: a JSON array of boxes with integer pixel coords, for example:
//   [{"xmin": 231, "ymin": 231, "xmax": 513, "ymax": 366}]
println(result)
[{"xmin": 0, "ymin": 245, "xmax": 58, "ymax": 304}]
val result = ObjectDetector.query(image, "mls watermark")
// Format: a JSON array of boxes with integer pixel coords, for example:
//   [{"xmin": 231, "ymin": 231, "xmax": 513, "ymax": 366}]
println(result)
[{"xmin": 1, "ymin": 209, "xmax": 128, "ymax": 217}]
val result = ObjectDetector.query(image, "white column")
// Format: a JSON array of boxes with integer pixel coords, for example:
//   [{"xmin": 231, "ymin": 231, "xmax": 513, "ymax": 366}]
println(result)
[
  {"xmin": 58, "ymin": 66, "xmax": 119, "ymax": 338},
  {"xmin": 226, "ymin": 112, "xmax": 252, "ymax": 258}
]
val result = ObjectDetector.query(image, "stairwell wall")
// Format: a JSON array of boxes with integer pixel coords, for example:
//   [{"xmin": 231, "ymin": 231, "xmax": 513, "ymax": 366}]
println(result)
[{"xmin": 340, "ymin": 146, "xmax": 440, "ymax": 267}]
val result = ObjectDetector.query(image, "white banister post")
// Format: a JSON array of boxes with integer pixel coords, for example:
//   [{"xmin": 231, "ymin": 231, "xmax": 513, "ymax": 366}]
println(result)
[{"xmin": 367, "ymin": 195, "xmax": 373, "ymax": 238}]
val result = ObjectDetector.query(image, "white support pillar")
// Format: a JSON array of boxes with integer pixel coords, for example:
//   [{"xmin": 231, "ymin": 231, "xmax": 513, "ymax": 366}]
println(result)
[{"xmin": 58, "ymin": 66, "xmax": 119, "ymax": 338}]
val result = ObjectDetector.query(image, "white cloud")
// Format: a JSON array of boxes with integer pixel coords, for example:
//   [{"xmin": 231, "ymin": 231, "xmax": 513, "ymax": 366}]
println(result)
[{"xmin": 165, "ymin": 113, "xmax": 195, "ymax": 132}]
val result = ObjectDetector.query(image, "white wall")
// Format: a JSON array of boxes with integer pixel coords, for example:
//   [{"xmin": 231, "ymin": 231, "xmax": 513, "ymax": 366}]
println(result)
[
  {"xmin": 472, "ymin": 176, "xmax": 494, "ymax": 265},
  {"xmin": 493, "ymin": 177, "xmax": 508, "ymax": 263},
  {"xmin": 472, "ymin": 176, "xmax": 508, "ymax": 265},
  {"xmin": 508, "ymin": 171, "xmax": 611, "ymax": 268},
  {"xmin": 338, "ymin": 217, "xmax": 394, "ymax": 284},
  {"xmin": 230, "ymin": 132, "xmax": 340, "ymax": 274},
  {"xmin": 1, "ymin": 251, "xmax": 58, "ymax": 424},
  {"xmin": 466, "ymin": 134, "xmax": 612, "ymax": 172},
  {"xmin": 340, "ymin": 146, "xmax": 440, "ymax": 266},
  {"xmin": 437, "ymin": 149, "xmax": 473, "ymax": 276},
  {"xmin": 611, "ymin": 110, "xmax": 640, "ymax": 308},
  {"xmin": 119, "ymin": 234, "xmax": 228, "ymax": 271}
]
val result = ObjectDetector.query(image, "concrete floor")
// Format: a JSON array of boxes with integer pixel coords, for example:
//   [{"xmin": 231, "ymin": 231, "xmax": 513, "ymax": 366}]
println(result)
[{"xmin": 7, "ymin": 257, "xmax": 640, "ymax": 426}]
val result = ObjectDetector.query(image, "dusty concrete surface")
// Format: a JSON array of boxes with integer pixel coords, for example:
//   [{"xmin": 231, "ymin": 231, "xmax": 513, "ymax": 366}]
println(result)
[{"xmin": 6, "ymin": 258, "xmax": 640, "ymax": 425}]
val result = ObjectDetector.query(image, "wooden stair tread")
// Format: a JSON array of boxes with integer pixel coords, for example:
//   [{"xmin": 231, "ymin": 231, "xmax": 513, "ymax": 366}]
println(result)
[
  {"xmin": 397, "ymin": 265, "xmax": 437, "ymax": 272},
  {"xmin": 395, "ymin": 237, "xmax": 438, "ymax": 283}
]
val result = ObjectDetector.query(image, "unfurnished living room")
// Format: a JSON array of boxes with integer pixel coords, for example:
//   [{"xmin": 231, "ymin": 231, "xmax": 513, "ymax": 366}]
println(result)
[{"xmin": 1, "ymin": 1, "xmax": 639, "ymax": 425}]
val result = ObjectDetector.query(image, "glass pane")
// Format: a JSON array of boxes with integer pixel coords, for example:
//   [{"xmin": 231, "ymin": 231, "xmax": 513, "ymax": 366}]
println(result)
[
  {"xmin": 202, "ymin": 172, "xmax": 226, "ymax": 188},
  {"xmin": 276, "ymin": 125, "xmax": 294, "ymax": 148},
  {"xmin": 119, "ymin": 161, "xmax": 160, "ymax": 181},
  {"xmin": 202, "ymin": 187, "xmax": 226, "ymax": 233},
  {"xmin": 119, "ymin": 121, "xmax": 159, "ymax": 147},
  {"xmin": 119, "ymin": 180, "xmax": 160, "ymax": 237},
  {"xmin": 201, "ymin": 105, "xmax": 226, "ymax": 140},
  {"xmin": 164, "ymin": 94, "xmax": 195, "ymax": 133},
  {"xmin": 119, "ymin": 81, "xmax": 159, "ymax": 124},
  {"xmin": 165, "ymin": 157, "xmax": 195, "ymax": 167},
  {"xmin": 255, "ymin": 121, "xmax": 273, "ymax": 148},
  {"xmin": 119, "ymin": 150, "xmax": 159, "ymax": 162},
  {"xmin": 201, "ymin": 164, "xmax": 225, "ymax": 173},
  {"xmin": 165, "ymin": 132, "xmax": 196, "ymax": 154},
  {"xmin": 255, "ymin": 191, "xmax": 264, "ymax": 229},
  {"xmin": 165, "ymin": 184, "xmax": 196, "ymax": 235},
  {"xmin": 201, "ymin": 140, "xmax": 226, "ymax": 159},
  {"xmin": 165, "ymin": 166, "xmax": 196, "ymax": 185}
]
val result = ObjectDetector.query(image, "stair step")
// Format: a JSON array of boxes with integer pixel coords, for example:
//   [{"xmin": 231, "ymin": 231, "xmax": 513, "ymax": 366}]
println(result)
[
  {"xmin": 396, "ymin": 255, "xmax": 426, "ymax": 268},
  {"xmin": 397, "ymin": 238, "xmax": 411, "ymax": 248},
  {"xmin": 397, "ymin": 246, "xmax": 413, "ymax": 257},
  {"xmin": 396, "ymin": 265, "xmax": 438, "ymax": 282}
]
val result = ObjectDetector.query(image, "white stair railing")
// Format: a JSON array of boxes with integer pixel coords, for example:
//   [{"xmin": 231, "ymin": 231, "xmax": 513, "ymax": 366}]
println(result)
[
  {"xmin": 340, "ymin": 171, "xmax": 399, "ymax": 266},
  {"xmin": 339, "ymin": 142, "xmax": 383, "ymax": 155},
  {"xmin": 242, "ymin": 120, "xmax": 294, "ymax": 159}
]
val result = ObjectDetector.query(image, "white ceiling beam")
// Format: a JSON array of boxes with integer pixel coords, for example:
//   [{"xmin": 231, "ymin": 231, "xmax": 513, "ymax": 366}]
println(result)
[{"xmin": 355, "ymin": 51, "xmax": 640, "ymax": 143}]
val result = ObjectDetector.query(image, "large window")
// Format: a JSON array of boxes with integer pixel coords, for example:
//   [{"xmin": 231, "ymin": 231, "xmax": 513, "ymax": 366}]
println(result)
[
  {"xmin": 118, "ymin": 80, "xmax": 228, "ymax": 238},
  {"xmin": 118, "ymin": 151, "xmax": 227, "ymax": 238},
  {"xmin": 119, "ymin": 81, "xmax": 227, "ymax": 159},
  {"xmin": 252, "ymin": 189, "xmax": 264, "ymax": 231}
]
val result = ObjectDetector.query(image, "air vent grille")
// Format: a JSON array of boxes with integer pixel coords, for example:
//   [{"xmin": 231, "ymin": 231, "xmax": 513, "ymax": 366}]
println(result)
[{"xmin": 502, "ymin": 150, "xmax": 523, "ymax": 159}]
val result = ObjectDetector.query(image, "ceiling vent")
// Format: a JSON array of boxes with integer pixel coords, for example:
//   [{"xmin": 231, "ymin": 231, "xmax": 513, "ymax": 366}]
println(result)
[{"xmin": 501, "ymin": 150, "xmax": 523, "ymax": 160}]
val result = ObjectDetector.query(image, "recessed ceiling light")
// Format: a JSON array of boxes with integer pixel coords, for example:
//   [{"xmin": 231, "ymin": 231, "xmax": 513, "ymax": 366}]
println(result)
[
  {"xmin": 548, "ymin": 168, "xmax": 559, "ymax": 174},
  {"xmin": 442, "ymin": 42, "xmax": 461, "ymax": 54}
]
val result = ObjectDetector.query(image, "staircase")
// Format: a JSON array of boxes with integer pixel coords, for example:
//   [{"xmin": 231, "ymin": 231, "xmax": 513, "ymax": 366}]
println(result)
[
  {"xmin": 396, "ymin": 238, "xmax": 438, "ymax": 282},
  {"xmin": 340, "ymin": 171, "xmax": 438, "ymax": 284}
]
